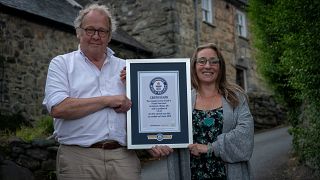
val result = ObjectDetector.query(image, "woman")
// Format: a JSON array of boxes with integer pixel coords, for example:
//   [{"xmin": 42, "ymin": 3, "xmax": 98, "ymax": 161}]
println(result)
[{"xmin": 188, "ymin": 43, "xmax": 254, "ymax": 180}]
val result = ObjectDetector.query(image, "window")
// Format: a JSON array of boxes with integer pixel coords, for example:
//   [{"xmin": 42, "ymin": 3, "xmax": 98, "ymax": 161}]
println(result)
[
  {"xmin": 236, "ymin": 67, "xmax": 247, "ymax": 91},
  {"xmin": 202, "ymin": 0, "xmax": 213, "ymax": 24},
  {"xmin": 236, "ymin": 11, "xmax": 247, "ymax": 38}
]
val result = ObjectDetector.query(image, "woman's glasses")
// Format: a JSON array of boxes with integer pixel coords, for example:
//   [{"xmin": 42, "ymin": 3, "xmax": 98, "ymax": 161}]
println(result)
[{"xmin": 195, "ymin": 57, "xmax": 220, "ymax": 66}]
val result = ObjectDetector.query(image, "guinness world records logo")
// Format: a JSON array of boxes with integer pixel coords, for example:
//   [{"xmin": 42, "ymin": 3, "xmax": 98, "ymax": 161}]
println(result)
[{"xmin": 149, "ymin": 77, "xmax": 168, "ymax": 95}]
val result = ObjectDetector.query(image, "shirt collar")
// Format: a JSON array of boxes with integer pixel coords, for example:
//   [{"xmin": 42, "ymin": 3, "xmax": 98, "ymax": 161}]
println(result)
[{"xmin": 78, "ymin": 45, "xmax": 115, "ymax": 65}]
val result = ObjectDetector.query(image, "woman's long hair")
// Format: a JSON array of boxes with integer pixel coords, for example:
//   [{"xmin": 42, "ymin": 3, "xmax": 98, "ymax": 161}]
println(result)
[{"xmin": 190, "ymin": 43, "xmax": 246, "ymax": 108}]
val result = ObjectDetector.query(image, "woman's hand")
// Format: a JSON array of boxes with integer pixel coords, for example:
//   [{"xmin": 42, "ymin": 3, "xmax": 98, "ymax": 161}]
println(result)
[
  {"xmin": 188, "ymin": 143, "xmax": 208, "ymax": 156},
  {"xmin": 147, "ymin": 145, "xmax": 174, "ymax": 159}
]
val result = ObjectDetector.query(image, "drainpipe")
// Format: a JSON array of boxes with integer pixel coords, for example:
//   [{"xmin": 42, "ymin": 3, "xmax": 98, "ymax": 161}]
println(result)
[{"xmin": 194, "ymin": 0, "xmax": 200, "ymax": 47}]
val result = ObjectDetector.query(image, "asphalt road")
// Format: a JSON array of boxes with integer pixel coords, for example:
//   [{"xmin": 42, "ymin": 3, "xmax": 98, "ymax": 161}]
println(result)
[
  {"xmin": 141, "ymin": 126, "xmax": 293, "ymax": 180},
  {"xmin": 251, "ymin": 126, "xmax": 292, "ymax": 180}
]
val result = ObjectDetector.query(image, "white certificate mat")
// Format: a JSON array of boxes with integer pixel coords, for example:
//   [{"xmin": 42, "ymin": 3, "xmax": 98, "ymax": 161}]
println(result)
[{"xmin": 138, "ymin": 71, "xmax": 180, "ymax": 133}]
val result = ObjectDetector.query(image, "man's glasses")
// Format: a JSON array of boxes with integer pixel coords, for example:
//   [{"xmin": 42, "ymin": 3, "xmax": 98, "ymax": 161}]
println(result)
[
  {"xmin": 195, "ymin": 57, "xmax": 220, "ymax": 66},
  {"xmin": 79, "ymin": 27, "xmax": 109, "ymax": 38}
]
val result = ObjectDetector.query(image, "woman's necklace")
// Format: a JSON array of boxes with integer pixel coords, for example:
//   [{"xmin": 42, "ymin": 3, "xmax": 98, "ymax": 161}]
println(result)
[
  {"xmin": 203, "ymin": 116, "xmax": 214, "ymax": 127},
  {"xmin": 197, "ymin": 92, "xmax": 220, "ymax": 127}
]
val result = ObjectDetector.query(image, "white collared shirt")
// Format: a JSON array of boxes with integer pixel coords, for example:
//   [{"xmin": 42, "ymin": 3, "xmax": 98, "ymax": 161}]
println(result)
[{"xmin": 43, "ymin": 48, "xmax": 127, "ymax": 146}]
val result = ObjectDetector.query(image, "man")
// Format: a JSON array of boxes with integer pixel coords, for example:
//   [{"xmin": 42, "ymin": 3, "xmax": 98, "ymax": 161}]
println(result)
[{"xmin": 43, "ymin": 4, "xmax": 139, "ymax": 180}]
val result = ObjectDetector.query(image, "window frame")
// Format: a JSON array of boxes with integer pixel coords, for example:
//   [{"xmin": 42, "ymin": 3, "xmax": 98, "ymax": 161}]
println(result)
[
  {"xmin": 202, "ymin": 0, "xmax": 213, "ymax": 24},
  {"xmin": 236, "ymin": 66, "xmax": 247, "ymax": 91},
  {"xmin": 236, "ymin": 10, "xmax": 247, "ymax": 38}
]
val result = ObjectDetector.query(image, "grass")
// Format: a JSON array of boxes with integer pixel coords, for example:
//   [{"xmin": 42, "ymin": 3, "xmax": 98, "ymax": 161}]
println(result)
[
  {"xmin": 0, "ymin": 116, "xmax": 54, "ymax": 142},
  {"xmin": 15, "ymin": 116, "xmax": 54, "ymax": 142}
]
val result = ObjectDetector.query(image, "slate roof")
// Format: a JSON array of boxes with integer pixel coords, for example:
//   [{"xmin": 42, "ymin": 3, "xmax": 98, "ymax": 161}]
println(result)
[{"xmin": 0, "ymin": 0, "xmax": 151, "ymax": 53}]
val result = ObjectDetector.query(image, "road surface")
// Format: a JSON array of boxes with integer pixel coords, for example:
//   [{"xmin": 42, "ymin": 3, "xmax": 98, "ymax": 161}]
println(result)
[{"xmin": 251, "ymin": 126, "xmax": 292, "ymax": 180}]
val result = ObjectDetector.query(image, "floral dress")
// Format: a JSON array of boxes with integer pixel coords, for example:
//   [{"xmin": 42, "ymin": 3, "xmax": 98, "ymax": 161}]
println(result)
[{"xmin": 191, "ymin": 107, "xmax": 226, "ymax": 180}]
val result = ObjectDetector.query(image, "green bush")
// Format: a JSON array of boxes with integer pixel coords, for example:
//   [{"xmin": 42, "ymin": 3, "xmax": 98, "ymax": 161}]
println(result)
[{"xmin": 249, "ymin": 0, "xmax": 320, "ymax": 171}]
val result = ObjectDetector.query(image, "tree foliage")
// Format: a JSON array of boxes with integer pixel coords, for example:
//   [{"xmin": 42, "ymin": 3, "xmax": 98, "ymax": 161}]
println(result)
[{"xmin": 248, "ymin": 0, "xmax": 320, "ymax": 170}]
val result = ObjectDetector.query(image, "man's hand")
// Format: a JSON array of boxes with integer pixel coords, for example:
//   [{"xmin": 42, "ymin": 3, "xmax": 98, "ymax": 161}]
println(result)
[
  {"xmin": 147, "ymin": 145, "xmax": 174, "ymax": 159},
  {"xmin": 110, "ymin": 95, "xmax": 132, "ymax": 113}
]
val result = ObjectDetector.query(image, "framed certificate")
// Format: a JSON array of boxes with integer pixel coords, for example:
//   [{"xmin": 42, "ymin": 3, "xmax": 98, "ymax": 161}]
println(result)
[{"xmin": 126, "ymin": 59, "xmax": 193, "ymax": 149}]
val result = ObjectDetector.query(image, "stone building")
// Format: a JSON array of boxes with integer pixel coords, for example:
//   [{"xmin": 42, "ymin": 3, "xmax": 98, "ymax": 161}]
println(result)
[
  {"xmin": 0, "ymin": 0, "xmax": 151, "ymax": 121},
  {"xmin": 0, "ymin": 0, "xmax": 285, "ymax": 128},
  {"xmin": 78, "ymin": 0, "xmax": 267, "ymax": 93}
]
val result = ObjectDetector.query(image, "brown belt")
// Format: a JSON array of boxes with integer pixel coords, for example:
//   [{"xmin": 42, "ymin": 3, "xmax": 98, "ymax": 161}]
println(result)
[{"xmin": 90, "ymin": 141, "xmax": 123, "ymax": 150}]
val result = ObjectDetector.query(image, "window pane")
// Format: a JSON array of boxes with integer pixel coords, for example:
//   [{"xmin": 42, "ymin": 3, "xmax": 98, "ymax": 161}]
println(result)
[
  {"xmin": 236, "ymin": 11, "xmax": 246, "ymax": 37},
  {"xmin": 202, "ymin": 0, "xmax": 212, "ymax": 23},
  {"xmin": 236, "ymin": 68, "xmax": 245, "ymax": 90},
  {"xmin": 202, "ymin": 0, "xmax": 209, "ymax": 8}
]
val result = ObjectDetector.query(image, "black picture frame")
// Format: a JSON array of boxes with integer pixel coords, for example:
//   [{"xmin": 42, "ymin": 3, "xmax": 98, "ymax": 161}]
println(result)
[{"xmin": 126, "ymin": 59, "xmax": 193, "ymax": 149}]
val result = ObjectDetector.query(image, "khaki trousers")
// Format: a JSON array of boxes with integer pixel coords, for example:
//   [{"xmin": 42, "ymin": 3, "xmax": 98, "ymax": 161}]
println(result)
[{"xmin": 56, "ymin": 144, "xmax": 141, "ymax": 180}]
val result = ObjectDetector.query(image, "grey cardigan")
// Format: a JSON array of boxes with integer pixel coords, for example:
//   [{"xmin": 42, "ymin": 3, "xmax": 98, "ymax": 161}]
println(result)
[{"xmin": 192, "ymin": 89, "xmax": 254, "ymax": 180}]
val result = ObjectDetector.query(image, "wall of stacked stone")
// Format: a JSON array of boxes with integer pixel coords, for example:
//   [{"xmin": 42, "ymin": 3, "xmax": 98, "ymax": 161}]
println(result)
[
  {"xmin": 248, "ymin": 92, "xmax": 287, "ymax": 130},
  {"xmin": 101, "ymin": 0, "xmax": 178, "ymax": 58},
  {"xmin": 0, "ymin": 12, "xmax": 79, "ymax": 120},
  {"xmin": 1, "ymin": 138, "xmax": 59, "ymax": 180},
  {"xmin": 0, "ymin": 11, "xmax": 151, "ymax": 122}
]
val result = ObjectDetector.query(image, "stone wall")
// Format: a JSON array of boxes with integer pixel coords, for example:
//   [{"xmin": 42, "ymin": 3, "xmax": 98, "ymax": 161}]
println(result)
[
  {"xmin": 0, "ymin": 138, "xmax": 58, "ymax": 180},
  {"xmin": 248, "ymin": 92, "xmax": 287, "ymax": 130},
  {"xmin": 0, "ymin": 13, "xmax": 77, "ymax": 118},
  {"xmin": 85, "ymin": 0, "xmax": 197, "ymax": 58},
  {"xmin": 0, "ymin": 11, "xmax": 150, "ymax": 121},
  {"xmin": 100, "ymin": 0, "xmax": 178, "ymax": 58},
  {"xmin": 0, "ymin": 12, "xmax": 78, "ymax": 120}
]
